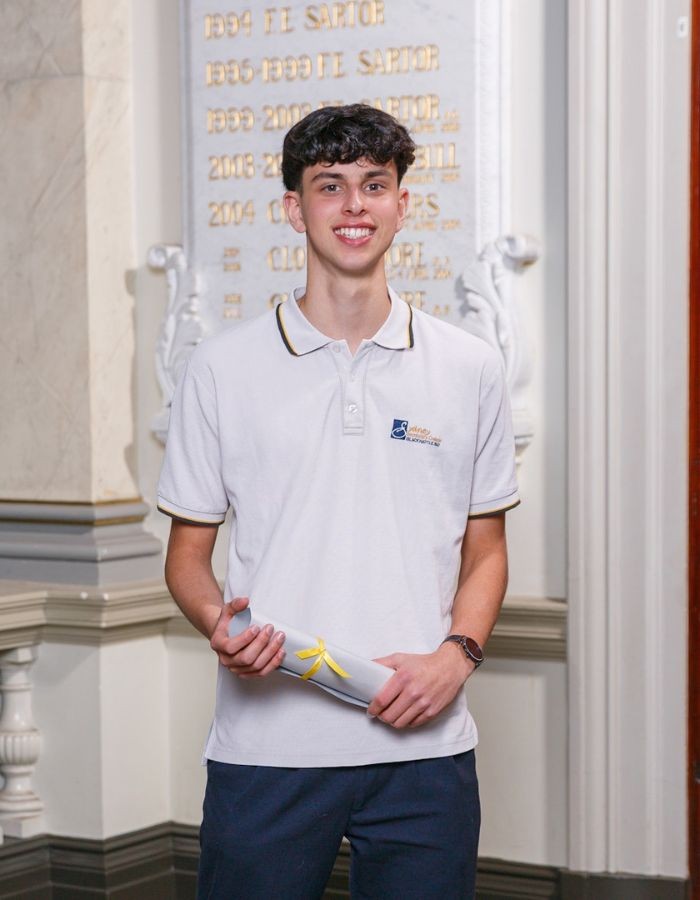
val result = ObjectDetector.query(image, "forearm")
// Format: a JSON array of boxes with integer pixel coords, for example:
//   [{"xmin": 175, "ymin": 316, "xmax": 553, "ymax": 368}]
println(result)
[
  {"xmin": 165, "ymin": 547, "xmax": 223, "ymax": 639},
  {"xmin": 369, "ymin": 531, "xmax": 509, "ymax": 725},
  {"xmin": 436, "ymin": 527, "xmax": 509, "ymax": 677},
  {"xmin": 163, "ymin": 520, "xmax": 284, "ymax": 678},
  {"xmin": 448, "ymin": 543, "xmax": 508, "ymax": 646}
]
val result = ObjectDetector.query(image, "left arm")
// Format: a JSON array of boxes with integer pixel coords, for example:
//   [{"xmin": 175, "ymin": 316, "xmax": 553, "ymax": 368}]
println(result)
[{"xmin": 367, "ymin": 513, "xmax": 508, "ymax": 729}]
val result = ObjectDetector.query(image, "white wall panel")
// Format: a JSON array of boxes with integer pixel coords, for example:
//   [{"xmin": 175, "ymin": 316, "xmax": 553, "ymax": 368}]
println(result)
[{"xmin": 469, "ymin": 659, "xmax": 568, "ymax": 866}]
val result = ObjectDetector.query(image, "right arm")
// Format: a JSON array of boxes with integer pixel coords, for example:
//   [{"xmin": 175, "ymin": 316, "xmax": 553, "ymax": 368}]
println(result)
[{"xmin": 164, "ymin": 518, "xmax": 286, "ymax": 678}]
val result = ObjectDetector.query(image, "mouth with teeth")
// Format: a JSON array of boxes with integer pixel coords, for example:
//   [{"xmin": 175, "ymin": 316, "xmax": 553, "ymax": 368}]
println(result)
[{"xmin": 333, "ymin": 226, "xmax": 375, "ymax": 243}]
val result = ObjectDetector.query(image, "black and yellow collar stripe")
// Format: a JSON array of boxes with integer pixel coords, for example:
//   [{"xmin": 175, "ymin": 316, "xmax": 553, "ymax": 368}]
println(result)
[{"xmin": 276, "ymin": 304, "xmax": 299, "ymax": 356}]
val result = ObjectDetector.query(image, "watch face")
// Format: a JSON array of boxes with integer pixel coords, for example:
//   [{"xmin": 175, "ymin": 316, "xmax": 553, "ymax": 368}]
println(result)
[{"xmin": 464, "ymin": 637, "xmax": 484, "ymax": 661}]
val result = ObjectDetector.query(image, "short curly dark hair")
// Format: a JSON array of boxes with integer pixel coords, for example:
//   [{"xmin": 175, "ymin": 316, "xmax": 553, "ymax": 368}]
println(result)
[{"xmin": 281, "ymin": 104, "xmax": 415, "ymax": 192}]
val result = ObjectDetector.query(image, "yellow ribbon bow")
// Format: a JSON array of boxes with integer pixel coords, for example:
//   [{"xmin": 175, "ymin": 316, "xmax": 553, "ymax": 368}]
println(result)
[{"xmin": 295, "ymin": 637, "xmax": 351, "ymax": 681}]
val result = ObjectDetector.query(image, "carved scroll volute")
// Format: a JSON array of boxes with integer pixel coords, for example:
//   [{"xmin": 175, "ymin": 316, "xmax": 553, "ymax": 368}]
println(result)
[
  {"xmin": 148, "ymin": 244, "xmax": 208, "ymax": 443},
  {"xmin": 459, "ymin": 234, "xmax": 540, "ymax": 462}
]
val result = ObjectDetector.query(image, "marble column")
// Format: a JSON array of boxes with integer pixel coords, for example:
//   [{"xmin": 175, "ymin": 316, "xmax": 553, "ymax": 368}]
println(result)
[
  {"xmin": 0, "ymin": 0, "xmax": 160, "ymax": 583},
  {"xmin": 0, "ymin": 1, "xmax": 170, "ymax": 848}
]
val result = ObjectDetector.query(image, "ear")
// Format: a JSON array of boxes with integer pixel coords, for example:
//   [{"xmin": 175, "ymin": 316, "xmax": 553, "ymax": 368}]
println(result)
[
  {"xmin": 283, "ymin": 191, "xmax": 306, "ymax": 234},
  {"xmin": 395, "ymin": 187, "xmax": 409, "ymax": 234}
]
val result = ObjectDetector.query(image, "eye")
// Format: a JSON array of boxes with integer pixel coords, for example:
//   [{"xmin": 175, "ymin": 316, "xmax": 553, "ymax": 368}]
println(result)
[
  {"xmin": 322, "ymin": 183, "xmax": 340, "ymax": 192},
  {"xmin": 366, "ymin": 182, "xmax": 386, "ymax": 192}
]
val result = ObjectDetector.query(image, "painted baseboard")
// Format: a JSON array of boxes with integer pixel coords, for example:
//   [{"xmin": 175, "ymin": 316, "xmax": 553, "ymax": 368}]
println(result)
[
  {"xmin": 0, "ymin": 824, "xmax": 688, "ymax": 899},
  {"xmin": 558, "ymin": 870, "xmax": 689, "ymax": 900}
]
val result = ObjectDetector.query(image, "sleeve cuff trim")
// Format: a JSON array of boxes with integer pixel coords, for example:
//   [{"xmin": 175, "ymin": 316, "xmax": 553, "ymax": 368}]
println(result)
[
  {"xmin": 157, "ymin": 500, "xmax": 226, "ymax": 525},
  {"xmin": 468, "ymin": 497, "xmax": 521, "ymax": 519}
]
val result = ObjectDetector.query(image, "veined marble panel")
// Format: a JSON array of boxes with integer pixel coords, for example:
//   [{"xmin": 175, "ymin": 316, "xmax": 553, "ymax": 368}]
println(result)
[
  {"xmin": 0, "ymin": 0, "xmax": 139, "ymax": 502},
  {"xmin": 84, "ymin": 74, "xmax": 139, "ymax": 500},
  {"xmin": 82, "ymin": 0, "xmax": 132, "ymax": 81},
  {"xmin": 0, "ymin": 0, "xmax": 82, "ymax": 81},
  {"xmin": 0, "ymin": 75, "xmax": 92, "ymax": 500}
]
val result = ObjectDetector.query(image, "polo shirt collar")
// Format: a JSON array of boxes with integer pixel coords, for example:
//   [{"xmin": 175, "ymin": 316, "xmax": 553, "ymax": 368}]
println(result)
[
  {"xmin": 372, "ymin": 287, "xmax": 415, "ymax": 351},
  {"xmin": 276, "ymin": 286, "xmax": 414, "ymax": 357}
]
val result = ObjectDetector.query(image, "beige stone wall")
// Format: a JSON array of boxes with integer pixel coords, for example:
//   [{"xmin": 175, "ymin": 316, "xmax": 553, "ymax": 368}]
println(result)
[{"xmin": 0, "ymin": 0, "xmax": 138, "ymax": 502}]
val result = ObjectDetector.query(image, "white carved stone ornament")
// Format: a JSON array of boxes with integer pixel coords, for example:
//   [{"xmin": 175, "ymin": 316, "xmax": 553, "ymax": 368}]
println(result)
[
  {"xmin": 0, "ymin": 646, "xmax": 43, "ymax": 839},
  {"xmin": 148, "ymin": 244, "xmax": 208, "ymax": 443},
  {"xmin": 459, "ymin": 234, "xmax": 540, "ymax": 461}
]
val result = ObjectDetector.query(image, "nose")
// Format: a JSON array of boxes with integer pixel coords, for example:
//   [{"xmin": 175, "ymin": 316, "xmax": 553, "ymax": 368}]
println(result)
[{"xmin": 343, "ymin": 187, "xmax": 365, "ymax": 216}]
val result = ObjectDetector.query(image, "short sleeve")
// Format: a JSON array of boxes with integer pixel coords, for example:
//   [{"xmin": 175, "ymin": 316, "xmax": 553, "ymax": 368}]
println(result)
[
  {"xmin": 468, "ymin": 356, "xmax": 520, "ymax": 518},
  {"xmin": 156, "ymin": 359, "xmax": 229, "ymax": 525}
]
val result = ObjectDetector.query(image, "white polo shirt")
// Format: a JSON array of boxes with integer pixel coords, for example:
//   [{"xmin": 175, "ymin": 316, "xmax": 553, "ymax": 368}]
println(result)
[{"xmin": 157, "ymin": 287, "xmax": 519, "ymax": 767}]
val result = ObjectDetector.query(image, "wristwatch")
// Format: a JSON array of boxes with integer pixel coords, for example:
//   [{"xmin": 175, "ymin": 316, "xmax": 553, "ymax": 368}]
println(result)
[{"xmin": 441, "ymin": 634, "xmax": 485, "ymax": 668}]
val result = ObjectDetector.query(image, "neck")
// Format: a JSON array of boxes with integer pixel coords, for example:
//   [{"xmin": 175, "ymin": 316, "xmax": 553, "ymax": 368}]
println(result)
[{"xmin": 298, "ymin": 264, "xmax": 390, "ymax": 355}]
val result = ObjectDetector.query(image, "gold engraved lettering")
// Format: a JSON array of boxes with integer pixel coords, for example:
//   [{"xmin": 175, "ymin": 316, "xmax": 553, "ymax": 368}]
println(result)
[
  {"xmin": 223, "ymin": 248, "xmax": 241, "ymax": 272},
  {"xmin": 385, "ymin": 244, "xmax": 429, "ymax": 280},
  {"xmin": 209, "ymin": 153, "xmax": 256, "ymax": 179},
  {"xmin": 224, "ymin": 307, "xmax": 243, "ymax": 319},
  {"xmin": 385, "ymin": 242, "xmax": 424, "ymax": 268},
  {"xmin": 208, "ymin": 200, "xmax": 255, "ymax": 226},
  {"xmin": 402, "ymin": 173, "xmax": 435, "ymax": 185},
  {"xmin": 304, "ymin": 1, "xmax": 385, "ymax": 29},
  {"xmin": 264, "ymin": 7, "xmax": 295, "ymax": 34},
  {"xmin": 262, "ymin": 102, "xmax": 313, "ymax": 130},
  {"xmin": 267, "ymin": 245, "xmax": 307, "ymax": 271},
  {"xmin": 441, "ymin": 109, "xmax": 460, "ymax": 132},
  {"xmin": 267, "ymin": 200, "xmax": 289, "ymax": 224},
  {"xmin": 206, "ymin": 106, "xmax": 255, "ymax": 133},
  {"xmin": 224, "ymin": 292, "xmax": 242, "ymax": 303},
  {"xmin": 412, "ymin": 143, "xmax": 458, "ymax": 171},
  {"xmin": 262, "ymin": 152, "xmax": 283, "ymax": 178},
  {"xmin": 206, "ymin": 59, "xmax": 255, "ymax": 86},
  {"xmin": 362, "ymin": 94, "xmax": 439, "ymax": 123},
  {"xmin": 432, "ymin": 256, "xmax": 452, "ymax": 280},
  {"xmin": 431, "ymin": 305, "xmax": 451, "ymax": 318},
  {"xmin": 262, "ymin": 54, "xmax": 314, "ymax": 82},
  {"xmin": 441, "ymin": 172, "xmax": 460, "ymax": 183},
  {"xmin": 357, "ymin": 45, "xmax": 439, "ymax": 76},
  {"xmin": 441, "ymin": 219, "xmax": 460, "ymax": 231},
  {"xmin": 316, "ymin": 51, "xmax": 346, "ymax": 78},
  {"xmin": 204, "ymin": 12, "xmax": 253, "ymax": 39},
  {"xmin": 405, "ymin": 193, "xmax": 440, "ymax": 221}
]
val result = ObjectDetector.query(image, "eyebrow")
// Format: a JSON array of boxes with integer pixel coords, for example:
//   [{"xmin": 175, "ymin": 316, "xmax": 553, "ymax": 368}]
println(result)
[{"xmin": 310, "ymin": 168, "xmax": 393, "ymax": 184}]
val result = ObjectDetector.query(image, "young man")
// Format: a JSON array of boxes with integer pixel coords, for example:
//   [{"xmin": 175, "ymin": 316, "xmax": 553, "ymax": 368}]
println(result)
[{"xmin": 158, "ymin": 104, "xmax": 519, "ymax": 899}]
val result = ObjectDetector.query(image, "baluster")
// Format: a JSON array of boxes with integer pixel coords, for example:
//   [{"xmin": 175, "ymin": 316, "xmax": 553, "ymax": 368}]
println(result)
[{"xmin": 0, "ymin": 646, "xmax": 43, "ymax": 837}]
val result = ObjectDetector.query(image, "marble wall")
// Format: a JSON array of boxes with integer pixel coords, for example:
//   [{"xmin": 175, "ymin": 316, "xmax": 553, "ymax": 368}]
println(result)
[{"xmin": 0, "ymin": 0, "xmax": 139, "ymax": 503}]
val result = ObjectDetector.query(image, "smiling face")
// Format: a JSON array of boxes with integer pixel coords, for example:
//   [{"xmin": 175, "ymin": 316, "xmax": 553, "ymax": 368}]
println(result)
[{"xmin": 283, "ymin": 158, "xmax": 409, "ymax": 280}]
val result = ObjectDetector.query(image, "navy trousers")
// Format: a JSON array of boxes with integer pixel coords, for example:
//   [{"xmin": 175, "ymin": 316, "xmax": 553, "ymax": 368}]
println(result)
[{"xmin": 198, "ymin": 750, "xmax": 480, "ymax": 900}]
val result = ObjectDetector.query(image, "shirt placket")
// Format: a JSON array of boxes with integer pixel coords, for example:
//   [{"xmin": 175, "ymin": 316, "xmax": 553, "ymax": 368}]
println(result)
[{"xmin": 329, "ymin": 341, "xmax": 372, "ymax": 436}]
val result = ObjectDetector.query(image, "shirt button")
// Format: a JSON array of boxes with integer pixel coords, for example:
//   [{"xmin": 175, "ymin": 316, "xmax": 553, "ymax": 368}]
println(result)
[
  {"xmin": 347, "ymin": 403, "xmax": 358, "ymax": 414},
  {"xmin": 332, "ymin": 345, "xmax": 341, "ymax": 354}
]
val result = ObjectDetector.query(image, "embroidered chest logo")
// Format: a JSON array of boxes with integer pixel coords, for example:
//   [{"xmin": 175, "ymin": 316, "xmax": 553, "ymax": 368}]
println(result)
[{"xmin": 390, "ymin": 419, "xmax": 442, "ymax": 448}]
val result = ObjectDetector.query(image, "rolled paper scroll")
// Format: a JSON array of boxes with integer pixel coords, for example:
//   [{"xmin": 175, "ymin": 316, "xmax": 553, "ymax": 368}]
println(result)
[{"xmin": 228, "ymin": 605, "xmax": 394, "ymax": 708}]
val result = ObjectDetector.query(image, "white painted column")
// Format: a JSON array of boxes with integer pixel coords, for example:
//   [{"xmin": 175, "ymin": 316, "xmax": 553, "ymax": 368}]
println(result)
[
  {"xmin": 567, "ymin": 0, "xmax": 690, "ymax": 878},
  {"xmin": 0, "ymin": 646, "xmax": 43, "ymax": 838}
]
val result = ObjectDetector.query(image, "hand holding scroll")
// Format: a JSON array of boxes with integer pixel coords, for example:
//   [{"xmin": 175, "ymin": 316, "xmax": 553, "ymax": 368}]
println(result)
[
  {"xmin": 367, "ymin": 644, "xmax": 473, "ymax": 729},
  {"xmin": 210, "ymin": 597, "xmax": 286, "ymax": 678},
  {"xmin": 227, "ymin": 602, "xmax": 394, "ymax": 708}
]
